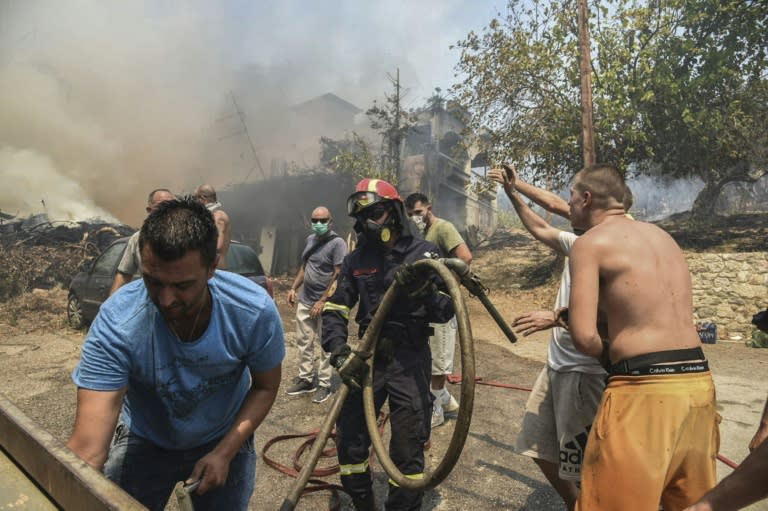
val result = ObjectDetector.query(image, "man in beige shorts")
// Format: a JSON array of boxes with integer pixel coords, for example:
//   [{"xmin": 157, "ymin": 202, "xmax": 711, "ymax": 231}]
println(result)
[
  {"xmin": 405, "ymin": 192, "xmax": 473, "ymax": 428},
  {"xmin": 490, "ymin": 166, "xmax": 618, "ymax": 510}
]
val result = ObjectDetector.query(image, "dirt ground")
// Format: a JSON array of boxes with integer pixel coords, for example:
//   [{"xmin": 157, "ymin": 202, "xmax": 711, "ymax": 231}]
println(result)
[{"xmin": 0, "ymin": 225, "xmax": 767, "ymax": 510}]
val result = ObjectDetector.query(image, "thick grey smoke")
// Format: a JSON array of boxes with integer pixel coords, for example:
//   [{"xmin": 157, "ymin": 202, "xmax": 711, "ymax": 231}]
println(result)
[
  {"xmin": 626, "ymin": 175, "xmax": 705, "ymax": 221},
  {"xmin": 496, "ymin": 174, "xmax": 707, "ymax": 223},
  {"xmin": 0, "ymin": 2, "xmax": 237, "ymax": 225},
  {"xmin": 0, "ymin": 1, "xmax": 502, "ymax": 225}
]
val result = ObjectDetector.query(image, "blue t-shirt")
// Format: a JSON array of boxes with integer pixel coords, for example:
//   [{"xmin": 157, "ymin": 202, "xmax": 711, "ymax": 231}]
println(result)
[{"xmin": 72, "ymin": 270, "xmax": 285, "ymax": 450}]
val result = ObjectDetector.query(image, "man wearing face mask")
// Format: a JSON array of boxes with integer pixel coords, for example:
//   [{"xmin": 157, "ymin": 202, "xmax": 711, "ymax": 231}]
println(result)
[
  {"xmin": 286, "ymin": 206, "xmax": 348, "ymax": 404},
  {"xmin": 405, "ymin": 192, "xmax": 473, "ymax": 429},
  {"xmin": 322, "ymin": 179, "xmax": 454, "ymax": 510}
]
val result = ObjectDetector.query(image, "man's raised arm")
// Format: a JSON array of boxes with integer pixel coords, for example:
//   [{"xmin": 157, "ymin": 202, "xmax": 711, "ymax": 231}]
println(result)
[
  {"xmin": 502, "ymin": 164, "xmax": 570, "ymax": 218},
  {"xmin": 489, "ymin": 166, "xmax": 568, "ymax": 254}
]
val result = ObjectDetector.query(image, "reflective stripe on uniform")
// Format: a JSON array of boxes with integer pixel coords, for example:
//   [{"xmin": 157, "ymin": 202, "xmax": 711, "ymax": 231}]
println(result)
[
  {"xmin": 388, "ymin": 473, "xmax": 424, "ymax": 487},
  {"xmin": 323, "ymin": 301, "xmax": 350, "ymax": 319},
  {"xmin": 339, "ymin": 460, "xmax": 369, "ymax": 476}
]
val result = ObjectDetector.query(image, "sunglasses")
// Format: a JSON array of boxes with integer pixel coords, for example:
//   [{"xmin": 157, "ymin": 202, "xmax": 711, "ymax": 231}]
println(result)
[{"xmin": 311, "ymin": 218, "xmax": 330, "ymax": 224}]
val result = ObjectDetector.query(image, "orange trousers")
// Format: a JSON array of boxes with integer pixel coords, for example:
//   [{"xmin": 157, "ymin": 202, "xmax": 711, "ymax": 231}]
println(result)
[{"xmin": 576, "ymin": 371, "xmax": 719, "ymax": 511}]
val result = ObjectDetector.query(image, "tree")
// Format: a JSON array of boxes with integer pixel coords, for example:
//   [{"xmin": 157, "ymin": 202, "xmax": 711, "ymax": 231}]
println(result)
[
  {"xmin": 366, "ymin": 68, "xmax": 419, "ymax": 179},
  {"xmin": 320, "ymin": 133, "xmax": 396, "ymax": 183},
  {"xmin": 426, "ymin": 87, "xmax": 447, "ymax": 114},
  {"xmin": 452, "ymin": 0, "xmax": 768, "ymax": 221}
]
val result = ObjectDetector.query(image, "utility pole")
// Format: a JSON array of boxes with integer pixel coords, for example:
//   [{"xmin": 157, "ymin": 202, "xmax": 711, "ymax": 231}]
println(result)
[
  {"xmin": 369, "ymin": 68, "xmax": 410, "ymax": 183},
  {"xmin": 578, "ymin": 0, "xmax": 596, "ymax": 167},
  {"xmin": 392, "ymin": 68, "xmax": 402, "ymax": 179}
]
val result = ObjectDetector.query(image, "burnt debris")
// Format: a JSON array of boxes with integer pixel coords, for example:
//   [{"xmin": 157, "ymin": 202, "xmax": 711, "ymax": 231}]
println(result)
[{"xmin": 0, "ymin": 213, "xmax": 134, "ymax": 301}]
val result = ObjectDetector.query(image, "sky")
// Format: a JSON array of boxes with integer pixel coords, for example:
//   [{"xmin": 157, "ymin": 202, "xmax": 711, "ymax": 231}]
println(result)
[{"xmin": 0, "ymin": 0, "xmax": 506, "ymax": 225}]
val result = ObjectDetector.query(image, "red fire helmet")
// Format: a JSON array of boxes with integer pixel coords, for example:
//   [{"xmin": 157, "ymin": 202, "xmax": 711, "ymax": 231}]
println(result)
[{"xmin": 346, "ymin": 178, "xmax": 402, "ymax": 217}]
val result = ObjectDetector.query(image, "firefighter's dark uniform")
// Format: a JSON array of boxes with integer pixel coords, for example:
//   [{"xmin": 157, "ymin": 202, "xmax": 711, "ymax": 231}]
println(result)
[{"xmin": 322, "ymin": 234, "xmax": 454, "ymax": 511}]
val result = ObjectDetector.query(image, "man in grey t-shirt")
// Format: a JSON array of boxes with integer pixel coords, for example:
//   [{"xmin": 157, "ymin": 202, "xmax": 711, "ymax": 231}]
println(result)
[
  {"xmin": 110, "ymin": 188, "xmax": 175, "ymax": 295},
  {"xmin": 286, "ymin": 206, "xmax": 348, "ymax": 404}
]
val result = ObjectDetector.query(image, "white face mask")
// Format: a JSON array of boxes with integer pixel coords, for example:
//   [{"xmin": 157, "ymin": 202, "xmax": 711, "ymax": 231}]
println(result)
[{"xmin": 409, "ymin": 214, "xmax": 426, "ymax": 233}]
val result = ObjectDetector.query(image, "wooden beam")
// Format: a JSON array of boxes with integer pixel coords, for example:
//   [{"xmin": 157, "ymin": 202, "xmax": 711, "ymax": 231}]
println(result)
[{"xmin": 0, "ymin": 393, "xmax": 145, "ymax": 510}]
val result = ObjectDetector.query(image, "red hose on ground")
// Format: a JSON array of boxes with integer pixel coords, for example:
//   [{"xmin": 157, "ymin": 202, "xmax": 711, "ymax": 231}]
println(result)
[
  {"xmin": 265, "ymin": 372, "xmax": 742, "ymax": 509},
  {"xmin": 446, "ymin": 373, "xmax": 532, "ymax": 392},
  {"xmin": 263, "ymin": 412, "xmax": 391, "ymax": 508},
  {"xmin": 716, "ymin": 453, "xmax": 740, "ymax": 469}
]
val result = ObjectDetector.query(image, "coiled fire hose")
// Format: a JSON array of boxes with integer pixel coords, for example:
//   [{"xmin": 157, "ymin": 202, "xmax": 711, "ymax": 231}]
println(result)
[{"xmin": 279, "ymin": 258, "xmax": 516, "ymax": 510}]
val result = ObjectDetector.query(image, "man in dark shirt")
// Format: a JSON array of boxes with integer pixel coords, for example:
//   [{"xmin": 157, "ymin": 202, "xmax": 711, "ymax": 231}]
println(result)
[{"xmin": 322, "ymin": 178, "xmax": 454, "ymax": 511}]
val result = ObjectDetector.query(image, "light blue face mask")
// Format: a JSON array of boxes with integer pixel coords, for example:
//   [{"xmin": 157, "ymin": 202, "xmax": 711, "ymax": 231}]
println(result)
[{"xmin": 312, "ymin": 222, "xmax": 330, "ymax": 236}]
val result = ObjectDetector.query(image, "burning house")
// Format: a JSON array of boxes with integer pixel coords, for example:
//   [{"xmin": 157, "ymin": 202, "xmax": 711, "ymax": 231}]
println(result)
[{"xmin": 219, "ymin": 93, "xmax": 496, "ymax": 275}]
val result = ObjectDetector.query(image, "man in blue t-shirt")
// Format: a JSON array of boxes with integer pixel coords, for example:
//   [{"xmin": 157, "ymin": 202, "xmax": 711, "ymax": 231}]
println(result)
[{"xmin": 67, "ymin": 197, "xmax": 285, "ymax": 511}]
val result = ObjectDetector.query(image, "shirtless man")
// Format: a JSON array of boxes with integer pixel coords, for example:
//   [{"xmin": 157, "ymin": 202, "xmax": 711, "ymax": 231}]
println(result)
[
  {"xmin": 567, "ymin": 164, "xmax": 718, "ymax": 511},
  {"xmin": 194, "ymin": 184, "xmax": 231, "ymax": 269}
]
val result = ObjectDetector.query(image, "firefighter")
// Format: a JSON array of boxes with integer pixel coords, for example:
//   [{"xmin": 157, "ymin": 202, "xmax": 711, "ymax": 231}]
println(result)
[{"xmin": 321, "ymin": 178, "xmax": 455, "ymax": 510}]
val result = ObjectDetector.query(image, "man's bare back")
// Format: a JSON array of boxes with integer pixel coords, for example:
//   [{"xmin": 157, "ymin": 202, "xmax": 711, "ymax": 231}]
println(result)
[
  {"xmin": 213, "ymin": 209, "xmax": 231, "ymax": 269},
  {"xmin": 569, "ymin": 164, "xmax": 717, "ymax": 511},
  {"xmin": 570, "ymin": 215, "xmax": 701, "ymax": 363},
  {"xmin": 194, "ymin": 184, "xmax": 231, "ymax": 270},
  {"xmin": 566, "ymin": 165, "xmax": 702, "ymax": 364}
]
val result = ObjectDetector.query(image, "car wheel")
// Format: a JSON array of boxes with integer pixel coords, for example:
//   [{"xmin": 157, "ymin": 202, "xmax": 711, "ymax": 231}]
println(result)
[{"xmin": 67, "ymin": 294, "xmax": 85, "ymax": 329}]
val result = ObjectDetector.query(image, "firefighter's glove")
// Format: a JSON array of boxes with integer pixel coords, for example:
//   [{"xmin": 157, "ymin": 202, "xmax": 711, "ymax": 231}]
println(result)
[
  {"xmin": 331, "ymin": 344, "xmax": 371, "ymax": 392},
  {"xmin": 395, "ymin": 264, "xmax": 437, "ymax": 303}
]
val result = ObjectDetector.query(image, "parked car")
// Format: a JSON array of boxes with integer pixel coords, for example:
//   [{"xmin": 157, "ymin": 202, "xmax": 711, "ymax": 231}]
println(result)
[{"xmin": 67, "ymin": 238, "xmax": 273, "ymax": 329}]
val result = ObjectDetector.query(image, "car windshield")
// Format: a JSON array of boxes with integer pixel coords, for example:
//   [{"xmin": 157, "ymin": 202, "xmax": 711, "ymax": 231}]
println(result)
[{"xmin": 226, "ymin": 244, "xmax": 265, "ymax": 276}]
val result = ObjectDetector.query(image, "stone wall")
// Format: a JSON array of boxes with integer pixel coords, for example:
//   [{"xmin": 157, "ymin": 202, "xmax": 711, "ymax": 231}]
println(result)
[{"xmin": 687, "ymin": 252, "xmax": 767, "ymax": 340}]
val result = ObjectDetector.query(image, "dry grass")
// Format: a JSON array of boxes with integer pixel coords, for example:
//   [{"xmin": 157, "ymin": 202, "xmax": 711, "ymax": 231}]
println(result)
[
  {"xmin": 659, "ymin": 212, "xmax": 768, "ymax": 252},
  {"xmin": 0, "ymin": 286, "xmax": 71, "ymax": 336},
  {"xmin": 0, "ymin": 244, "xmax": 85, "ymax": 301}
]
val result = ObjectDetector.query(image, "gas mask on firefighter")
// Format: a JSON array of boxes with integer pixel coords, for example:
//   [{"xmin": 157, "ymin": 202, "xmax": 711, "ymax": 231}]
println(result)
[{"xmin": 357, "ymin": 203, "xmax": 396, "ymax": 245}]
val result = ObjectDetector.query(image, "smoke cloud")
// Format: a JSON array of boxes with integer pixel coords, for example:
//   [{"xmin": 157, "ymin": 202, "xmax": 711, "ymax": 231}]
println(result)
[
  {"xmin": 0, "ymin": 1, "xmax": 240, "ymax": 225},
  {"xmin": 0, "ymin": 1, "xmax": 502, "ymax": 226},
  {"xmin": 0, "ymin": 146, "xmax": 116, "ymax": 222},
  {"xmin": 496, "ymin": 174, "xmax": 708, "ymax": 223}
]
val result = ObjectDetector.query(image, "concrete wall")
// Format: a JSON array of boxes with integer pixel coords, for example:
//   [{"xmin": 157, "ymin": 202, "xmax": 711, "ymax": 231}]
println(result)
[{"xmin": 687, "ymin": 252, "xmax": 767, "ymax": 340}]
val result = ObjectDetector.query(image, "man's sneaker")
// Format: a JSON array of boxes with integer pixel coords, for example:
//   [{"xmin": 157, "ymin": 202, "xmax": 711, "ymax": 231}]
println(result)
[
  {"xmin": 431, "ymin": 400, "xmax": 445, "ymax": 428},
  {"xmin": 442, "ymin": 392, "xmax": 460, "ymax": 416},
  {"xmin": 286, "ymin": 378, "xmax": 317, "ymax": 395},
  {"xmin": 312, "ymin": 386, "xmax": 333, "ymax": 404}
]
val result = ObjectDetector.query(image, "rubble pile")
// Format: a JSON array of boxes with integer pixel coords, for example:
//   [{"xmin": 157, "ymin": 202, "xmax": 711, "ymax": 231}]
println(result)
[{"xmin": 0, "ymin": 214, "xmax": 134, "ymax": 302}]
